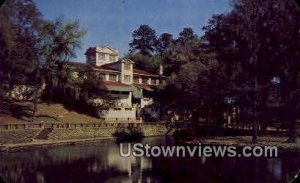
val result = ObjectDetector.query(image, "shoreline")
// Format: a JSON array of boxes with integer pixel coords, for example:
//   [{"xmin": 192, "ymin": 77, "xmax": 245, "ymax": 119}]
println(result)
[
  {"xmin": 0, "ymin": 137, "xmax": 116, "ymax": 152},
  {"xmin": 1, "ymin": 135, "xmax": 300, "ymax": 153},
  {"xmin": 182, "ymin": 136, "xmax": 300, "ymax": 152}
]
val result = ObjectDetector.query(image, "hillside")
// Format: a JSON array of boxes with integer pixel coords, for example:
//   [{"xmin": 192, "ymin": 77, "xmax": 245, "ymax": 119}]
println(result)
[{"xmin": 0, "ymin": 101, "xmax": 102, "ymax": 124}]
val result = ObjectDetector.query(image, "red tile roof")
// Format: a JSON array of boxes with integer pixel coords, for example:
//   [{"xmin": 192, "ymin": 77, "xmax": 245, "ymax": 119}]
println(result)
[
  {"xmin": 67, "ymin": 61, "xmax": 160, "ymax": 77},
  {"xmin": 93, "ymin": 62, "xmax": 120, "ymax": 72},
  {"xmin": 133, "ymin": 68, "xmax": 158, "ymax": 77}
]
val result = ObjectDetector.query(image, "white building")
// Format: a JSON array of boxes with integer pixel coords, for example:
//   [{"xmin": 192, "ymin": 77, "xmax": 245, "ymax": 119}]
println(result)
[{"xmin": 82, "ymin": 46, "xmax": 164, "ymax": 122}]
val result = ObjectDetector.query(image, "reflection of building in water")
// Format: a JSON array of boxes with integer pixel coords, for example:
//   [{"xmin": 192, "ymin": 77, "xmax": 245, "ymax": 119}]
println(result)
[
  {"xmin": 107, "ymin": 144, "xmax": 152, "ymax": 183},
  {"xmin": 0, "ymin": 140, "xmax": 155, "ymax": 183},
  {"xmin": 0, "ymin": 141, "xmax": 112, "ymax": 183},
  {"xmin": 267, "ymin": 159, "xmax": 282, "ymax": 182}
]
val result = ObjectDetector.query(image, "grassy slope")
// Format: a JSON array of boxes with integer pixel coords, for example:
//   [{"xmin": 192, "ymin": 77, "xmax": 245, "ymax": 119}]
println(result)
[{"xmin": 0, "ymin": 101, "xmax": 102, "ymax": 124}]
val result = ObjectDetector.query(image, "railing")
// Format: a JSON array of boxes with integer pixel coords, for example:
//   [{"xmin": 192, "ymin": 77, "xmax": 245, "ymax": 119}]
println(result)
[
  {"xmin": 223, "ymin": 123, "xmax": 289, "ymax": 132},
  {"xmin": 0, "ymin": 121, "xmax": 190, "ymax": 130}
]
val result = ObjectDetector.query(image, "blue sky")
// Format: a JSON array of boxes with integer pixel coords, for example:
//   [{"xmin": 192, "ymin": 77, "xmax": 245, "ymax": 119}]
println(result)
[{"xmin": 35, "ymin": 0, "xmax": 231, "ymax": 62}]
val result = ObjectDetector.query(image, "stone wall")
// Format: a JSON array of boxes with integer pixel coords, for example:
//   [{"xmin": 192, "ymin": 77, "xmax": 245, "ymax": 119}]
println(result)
[
  {"xmin": 47, "ymin": 127, "xmax": 117, "ymax": 140},
  {"xmin": 0, "ymin": 123, "xmax": 179, "ymax": 144},
  {"xmin": 0, "ymin": 129, "xmax": 41, "ymax": 144},
  {"xmin": 47, "ymin": 124, "xmax": 174, "ymax": 140}
]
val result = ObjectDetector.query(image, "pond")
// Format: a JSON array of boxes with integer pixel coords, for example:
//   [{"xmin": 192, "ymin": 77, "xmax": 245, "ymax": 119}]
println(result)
[{"xmin": 0, "ymin": 137, "xmax": 299, "ymax": 183}]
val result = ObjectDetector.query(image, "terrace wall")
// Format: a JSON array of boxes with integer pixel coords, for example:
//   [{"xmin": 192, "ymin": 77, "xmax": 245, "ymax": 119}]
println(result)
[{"xmin": 0, "ymin": 122, "xmax": 181, "ymax": 144}]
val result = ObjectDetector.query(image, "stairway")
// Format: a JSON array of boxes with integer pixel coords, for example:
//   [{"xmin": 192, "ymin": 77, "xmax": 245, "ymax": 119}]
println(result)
[{"xmin": 34, "ymin": 128, "xmax": 54, "ymax": 140}]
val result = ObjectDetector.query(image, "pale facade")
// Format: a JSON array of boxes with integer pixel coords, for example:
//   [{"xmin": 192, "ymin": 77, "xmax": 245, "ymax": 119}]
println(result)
[{"xmin": 84, "ymin": 46, "xmax": 164, "ymax": 121}]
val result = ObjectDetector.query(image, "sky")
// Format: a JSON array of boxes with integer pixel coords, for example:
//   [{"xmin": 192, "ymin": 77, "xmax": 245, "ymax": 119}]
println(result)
[{"xmin": 34, "ymin": 0, "xmax": 231, "ymax": 62}]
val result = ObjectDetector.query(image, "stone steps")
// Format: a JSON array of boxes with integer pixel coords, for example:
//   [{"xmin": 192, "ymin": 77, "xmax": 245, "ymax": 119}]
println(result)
[{"xmin": 34, "ymin": 128, "xmax": 53, "ymax": 140}]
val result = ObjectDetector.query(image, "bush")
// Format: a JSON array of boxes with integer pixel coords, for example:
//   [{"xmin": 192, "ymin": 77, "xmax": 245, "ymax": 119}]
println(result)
[
  {"xmin": 173, "ymin": 129, "xmax": 192, "ymax": 141},
  {"xmin": 113, "ymin": 128, "xmax": 144, "ymax": 143}
]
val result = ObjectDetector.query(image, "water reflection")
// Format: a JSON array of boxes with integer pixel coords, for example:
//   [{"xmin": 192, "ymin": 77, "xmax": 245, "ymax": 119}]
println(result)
[{"xmin": 0, "ymin": 137, "xmax": 299, "ymax": 183}]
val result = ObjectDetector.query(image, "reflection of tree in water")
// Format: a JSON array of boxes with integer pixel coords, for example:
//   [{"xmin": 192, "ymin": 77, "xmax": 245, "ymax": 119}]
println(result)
[
  {"xmin": 130, "ymin": 157, "xmax": 141, "ymax": 183},
  {"xmin": 31, "ymin": 157, "xmax": 128, "ymax": 183},
  {"xmin": 1, "ymin": 156, "xmax": 130, "ymax": 183},
  {"xmin": 142, "ymin": 154, "xmax": 300, "ymax": 183},
  {"xmin": 0, "ymin": 141, "xmax": 130, "ymax": 183},
  {"xmin": 0, "ymin": 138, "xmax": 300, "ymax": 183}
]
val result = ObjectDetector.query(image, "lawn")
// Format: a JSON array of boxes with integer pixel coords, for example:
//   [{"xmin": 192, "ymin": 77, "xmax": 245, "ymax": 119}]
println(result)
[{"xmin": 0, "ymin": 101, "xmax": 103, "ymax": 124}]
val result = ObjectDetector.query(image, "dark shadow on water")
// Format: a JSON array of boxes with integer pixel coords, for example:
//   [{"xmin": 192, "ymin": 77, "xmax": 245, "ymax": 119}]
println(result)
[{"xmin": 0, "ymin": 137, "xmax": 299, "ymax": 183}]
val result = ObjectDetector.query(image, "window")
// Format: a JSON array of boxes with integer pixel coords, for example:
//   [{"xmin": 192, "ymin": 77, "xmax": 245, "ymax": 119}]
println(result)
[
  {"xmin": 124, "ymin": 63, "xmax": 131, "ymax": 71},
  {"xmin": 109, "ymin": 74, "xmax": 117, "ymax": 81},
  {"xmin": 142, "ymin": 78, "xmax": 148, "ymax": 84},
  {"xmin": 124, "ymin": 75, "xmax": 131, "ymax": 82},
  {"xmin": 125, "ymin": 108, "xmax": 132, "ymax": 111},
  {"xmin": 98, "ymin": 53, "xmax": 105, "ymax": 60},
  {"xmin": 109, "ymin": 55, "xmax": 116, "ymax": 62},
  {"xmin": 134, "ymin": 77, "xmax": 139, "ymax": 83}
]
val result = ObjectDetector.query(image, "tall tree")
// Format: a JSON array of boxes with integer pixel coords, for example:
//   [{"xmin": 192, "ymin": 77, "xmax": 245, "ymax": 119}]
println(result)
[
  {"xmin": 129, "ymin": 25, "xmax": 157, "ymax": 56},
  {"xmin": 0, "ymin": 0, "xmax": 86, "ymax": 121},
  {"xmin": 204, "ymin": 0, "xmax": 300, "ymax": 143},
  {"xmin": 32, "ymin": 18, "xmax": 86, "ymax": 121},
  {"xmin": 156, "ymin": 33, "xmax": 174, "ymax": 54},
  {"xmin": 162, "ymin": 28, "xmax": 199, "ymax": 76},
  {"xmin": 0, "ymin": 0, "xmax": 43, "ymax": 99}
]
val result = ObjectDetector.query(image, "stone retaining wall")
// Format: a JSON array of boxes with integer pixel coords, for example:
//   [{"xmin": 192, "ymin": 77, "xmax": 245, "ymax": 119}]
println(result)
[
  {"xmin": 48, "ymin": 127, "xmax": 117, "ymax": 140},
  {"xmin": 0, "ymin": 123, "xmax": 180, "ymax": 144},
  {"xmin": 47, "ymin": 124, "xmax": 174, "ymax": 140},
  {"xmin": 0, "ymin": 129, "xmax": 41, "ymax": 144}
]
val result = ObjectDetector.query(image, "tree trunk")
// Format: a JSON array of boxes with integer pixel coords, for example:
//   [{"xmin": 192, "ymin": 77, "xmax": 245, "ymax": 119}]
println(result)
[
  {"xmin": 252, "ymin": 119, "xmax": 258, "ymax": 143},
  {"xmin": 31, "ymin": 93, "xmax": 38, "ymax": 122},
  {"xmin": 31, "ymin": 70, "xmax": 43, "ymax": 122},
  {"xmin": 287, "ymin": 98, "xmax": 297, "ymax": 143},
  {"xmin": 287, "ymin": 119, "xmax": 297, "ymax": 143}
]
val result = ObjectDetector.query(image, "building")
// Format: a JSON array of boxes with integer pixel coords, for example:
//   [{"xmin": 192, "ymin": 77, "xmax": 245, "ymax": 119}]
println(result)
[{"xmin": 82, "ymin": 46, "xmax": 164, "ymax": 122}]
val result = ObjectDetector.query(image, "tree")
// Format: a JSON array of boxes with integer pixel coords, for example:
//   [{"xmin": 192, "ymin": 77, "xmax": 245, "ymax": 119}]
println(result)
[
  {"xmin": 203, "ymin": 0, "xmax": 300, "ymax": 143},
  {"xmin": 162, "ymin": 28, "xmax": 199, "ymax": 76},
  {"xmin": 178, "ymin": 28, "xmax": 197, "ymax": 44},
  {"xmin": 129, "ymin": 25, "xmax": 157, "ymax": 56},
  {"xmin": 0, "ymin": 0, "xmax": 43, "ymax": 99},
  {"xmin": 126, "ymin": 52, "xmax": 161, "ymax": 73},
  {"xmin": 156, "ymin": 33, "xmax": 174, "ymax": 54},
  {"xmin": 32, "ymin": 18, "xmax": 86, "ymax": 121},
  {"xmin": 0, "ymin": 0, "xmax": 86, "ymax": 122},
  {"xmin": 159, "ymin": 35, "xmax": 219, "ymax": 123}
]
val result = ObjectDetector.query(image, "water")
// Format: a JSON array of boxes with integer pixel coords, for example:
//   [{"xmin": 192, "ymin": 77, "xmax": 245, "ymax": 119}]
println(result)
[{"xmin": 0, "ymin": 137, "xmax": 299, "ymax": 183}]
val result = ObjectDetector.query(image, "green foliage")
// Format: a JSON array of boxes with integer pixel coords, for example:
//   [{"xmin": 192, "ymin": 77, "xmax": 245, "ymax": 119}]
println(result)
[
  {"xmin": 0, "ymin": 0, "xmax": 43, "ymax": 89},
  {"xmin": 203, "ymin": 0, "xmax": 300, "ymax": 142},
  {"xmin": 113, "ymin": 128, "xmax": 144, "ymax": 142},
  {"xmin": 156, "ymin": 33, "xmax": 174, "ymax": 54},
  {"xmin": 39, "ymin": 17, "xmax": 86, "ymax": 65},
  {"xmin": 0, "ymin": 0, "xmax": 89, "ymax": 121},
  {"xmin": 126, "ymin": 52, "xmax": 161, "ymax": 73},
  {"xmin": 129, "ymin": 24, "xmax": 157, "ymax": 56}
]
